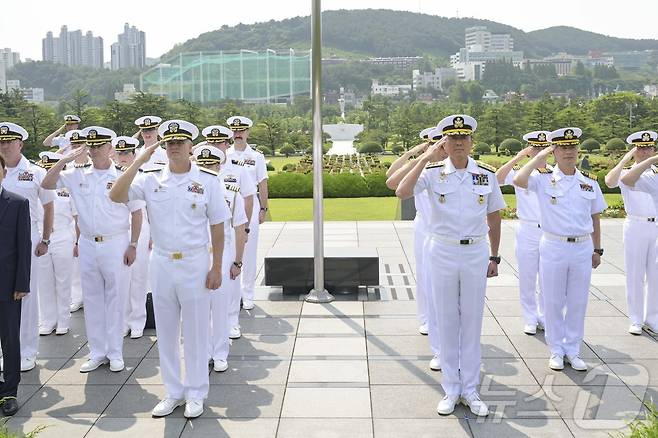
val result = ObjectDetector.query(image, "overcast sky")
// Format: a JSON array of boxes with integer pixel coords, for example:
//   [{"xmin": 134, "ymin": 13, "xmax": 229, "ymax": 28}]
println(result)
[{"xmin": 2, "ymin": 0, "xmax": 658, "ymax": 61}]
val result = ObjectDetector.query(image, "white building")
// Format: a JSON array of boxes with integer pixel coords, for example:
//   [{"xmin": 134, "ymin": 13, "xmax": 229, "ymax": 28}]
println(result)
[
  {"xmin": 371, "ymin": 79, "xmax": 412, "ymax": 96},
  {"xmin": 465, "ymin": 26, "xmax": 514, "ymax": 52},
  {"xmin": 644, "ymin": 84, "xmax": 658, "ymax": 99},
  {"xmin": 111, "ymin": 23, "xmax": 146, "ymax": 70},
  {"xmin": 115, "ymin": 83, "xmax": 138, "ymax": 101},
  {"xmin": 5, "ymin": 79, "xmax": 44, "ymax": 102},
  {"xmin": 42, "ymin": 26, "xmax": 104, "ymax": 69},
  {"xmin": 412, "ymin": 68, "xmax": 457, "ymax": 91}
]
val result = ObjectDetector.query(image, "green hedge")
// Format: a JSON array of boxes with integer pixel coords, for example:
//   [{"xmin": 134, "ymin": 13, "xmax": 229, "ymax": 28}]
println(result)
[{"xmin": 269, "ymin": 172, "xmax": 394, "ymax": 198}]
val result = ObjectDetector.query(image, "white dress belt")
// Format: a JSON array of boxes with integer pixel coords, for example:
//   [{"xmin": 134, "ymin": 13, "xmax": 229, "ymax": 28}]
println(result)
[
  {"xmin": 542, "ymin": 231, "xmax": 590, "ymax": 243},
  {"xmin": 428, "ymin": 233, "xmax": 487, "ymax": 245},
  {"xmin": 626, "ymin": 214, "xmax": 656, "ymax": 222}
]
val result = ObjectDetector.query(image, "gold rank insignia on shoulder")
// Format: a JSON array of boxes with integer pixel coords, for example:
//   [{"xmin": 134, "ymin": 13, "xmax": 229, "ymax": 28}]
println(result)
[
  {"xmin": 115, "ymin": 165, "xmax": 128, "ymax": 172},
  {"xmin": 425, "ymin": 161, "xmax": 444, "ymax": 169},
  {"xmin": 537, "ymin": 168, "xmax": 552, "ymax": 174},
  {"xmin": 472, "ymin": 174, "xmax": 489, "ymax": 186},
  {"xmin": 579, "ymin": 169, "xmax": 597, "ymax": 181},
  {"xmin": 476, "ymin": 161, "xmax": 497, "ymax": 172},
  {"xmin": 513, "ymin": 164, "xmax": 521, "ymax": 171},
  {"xmin": 188, "ymin": 182, "xmax": 204, "ymax": 194},
  {"xmin": 199, "ymin": 167, "xmax": 218, "ymax": 176}
]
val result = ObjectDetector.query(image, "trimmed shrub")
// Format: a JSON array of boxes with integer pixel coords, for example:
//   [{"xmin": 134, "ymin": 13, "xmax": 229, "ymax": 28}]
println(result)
[
  {"xmin": 364, "ymin": 172, "xmax": 395, "ymax": 197},
  {"xmin": 474, "ymin": 142, "xmax": 491, "ymax": 154},
  {"xmin": 605, "ymin": 138, "xmax": 626, "ymax": 151},
  {"xmin": 500, "ymin": 138, "xmax": 523, "ymax": 153},
  {"xmin": 358, "ymin": 142, "xmax": 384, "ymax": 154},
  {"xmin": 305, "ymin": 143, "xmax": 331, "ymax": 154},
  {"xmin": 282, "ymin": 163, "xmax": 296, "ymax": 172},
  {"xmin": 581, "ymin": 138, "xmax": 600, "ymax": 152},
  {"xmin": 268, "ymin": 172, "xmax": 313, "ymax": 198},
  {"xmin": 324, "ymin": 173, "xmax": 370, "ymax": 197},
  {"xmin": 266, "ymin": 161, "xmax": 275, "ymax": 171},
  {"xmin": 279, "ymin": 144, "xmax": 296, "ymax": 157},
  {"xmin": 258, "ymin": 145, "xmax": 273, "ymax": 156}
]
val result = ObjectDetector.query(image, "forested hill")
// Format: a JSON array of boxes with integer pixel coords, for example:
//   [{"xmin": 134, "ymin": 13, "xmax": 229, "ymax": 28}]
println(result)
[{"xmin": 161, "ymin": 9, "xmax": 658, "ymax": 60}]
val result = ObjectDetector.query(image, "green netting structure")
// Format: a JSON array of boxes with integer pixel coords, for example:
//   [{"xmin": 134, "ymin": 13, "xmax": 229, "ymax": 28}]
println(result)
[{"xmin": 140, "ymin": 50, "xmax": 311, "ymax": 103}]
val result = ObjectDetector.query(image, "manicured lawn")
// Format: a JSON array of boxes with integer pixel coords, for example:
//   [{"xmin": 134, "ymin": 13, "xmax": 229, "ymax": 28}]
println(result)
[
  {"xmin": 269, "ymin": 197, "xmax": 399, "ymax": 221},
  {"xmin": 267, "ymin": 194, "xmax": 624, "ymax": 221}
]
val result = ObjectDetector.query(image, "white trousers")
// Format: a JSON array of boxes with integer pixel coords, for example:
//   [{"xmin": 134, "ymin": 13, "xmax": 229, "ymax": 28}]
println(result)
[
  {"xmin": 427, "ymin": 238, "xmax": 488, "ymax": 397},
  {"xmin": 515, "ymin": 222, "xmax": 544, "ymax": 326},
  {"xmin": 414, "ymin": 223, "xmax": 439, "ymax": 357},
  {"xmin": 151, "ymin": 248, "xmax": 211, "ymax": 401},
  {"xmin": 20, "ymin": 229, "xmax": 40, "ymax": 360},
  {"xmin": 623, "ymin": 219, "xmax": 658, "ymax": 327},
  {"xmin": 38, "ymin": 226, "xmax": 75, "ymax": 331},
  {"xmin": 210, "ymin": 237, "xmax": 236, "ymax": 362},
  {"xmin": 241, "ymin": 197, "xmax": 260, "ymax": 302},
  {"xmin": 539, "ymin": 236, "xmax": 593, "ymax": 357},
  {"xmin": 125, "ymin": 227, "xmax": 150, "ymax": 332},
  {"xmin": 70, "ymin": 256, "xmax": 83, "ymax": 306},
  {"xmin": 79, "ymin": 234, "xmax": 129, "ymax": 361}
]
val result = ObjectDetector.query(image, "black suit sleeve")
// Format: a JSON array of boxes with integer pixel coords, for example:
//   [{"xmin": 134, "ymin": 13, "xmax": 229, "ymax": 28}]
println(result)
[{"xmin": 14, "ymin": 198, "xmax": 31, "ymax": 293}]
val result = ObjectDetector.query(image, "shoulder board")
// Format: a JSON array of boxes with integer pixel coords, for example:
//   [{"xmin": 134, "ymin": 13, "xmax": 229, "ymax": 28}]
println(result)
[
  {"xmin": 115, "ymin": 165, "xmax": 128, "ymax": 172},
  {"xmin": 513, "ymin": 164, "xmax": 521, "ymax": 171},
  {"xmin": 141, "ymin": 168, "xmax": 161, "ymax": 173},
  {"xmin": 34, "ymin": 160, "xmax": 47, "ymax": 169},
  {"xmin": 225, "ymin": 183, "xmax": 240, "ymax": 192},
  {"xmin": 579, "ymin": 169, "xmax": 597, "ymax": 180},
  {"xmin": 74, "ymin": 163, "xmax": 92, "ymax": 168},
  {"xmin": 652, "ymin": 165, "xmax": 658, "ymax": 174},
  {"xmin": 537, "ymin": 167, "xmax": 553, "ymax": 174},
  {"xmin": 476, "ymin": 161, "xmax": 497, "ymax": 172},
  {"xmin": 425, "ymin": 161, "xmax": 444, "ymax": 169},
  {"xmin": 199, "ymin": 167, "xmax": 218, "ymax": 176}
]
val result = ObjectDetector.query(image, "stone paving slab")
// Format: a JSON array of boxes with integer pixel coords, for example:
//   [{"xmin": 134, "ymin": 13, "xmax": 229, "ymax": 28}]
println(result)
[{"xmin": 3, "ymin": 220, "xmax": 652, "ymax": 437}]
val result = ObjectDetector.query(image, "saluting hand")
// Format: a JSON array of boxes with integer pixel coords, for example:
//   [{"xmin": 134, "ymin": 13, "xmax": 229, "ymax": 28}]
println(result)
[
  {"xmin": 620, "ymin": 147, "xmax": 637, "ymax": 165},
  {"xmin": 517, "ymin": 146, "xmax": 535, "ymax": 159},
  {"xmin": 136, "ymin": 141, "xmax": 163, "ymax": 166},
  {"xmin": 536, "ymin": 145, "xmax": 555, "ymax": 160},
  {"xmin": 62, "ymin": 146, "xmax": 88, "ymax": 164}
]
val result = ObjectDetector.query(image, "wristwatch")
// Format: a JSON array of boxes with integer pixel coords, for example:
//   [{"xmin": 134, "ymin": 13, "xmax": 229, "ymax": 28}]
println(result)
[
  {"xmin": 41, "ymin": 239, "xmax": 50, "ymax": 246},
  {"xmin": 594, "ymin": 248, "xmax": 604, "ymax": 256},
  {"xmin": 260, "ymin": 207, "xmax": 268, "ymax": 212},
  {"xmin": 489, "ymin": 256, "xmax": 501, "ymax": 264},
  {"xmin": 233, "ymin": 261, "xmax": 243, "ymax": 269},
  {"xmin": 245, "ymin": 228, "xmax": 250, "ymax": 234},
  {"xmin": 129, "ymin": 241, "xmax": 139, "ymax": 248}
]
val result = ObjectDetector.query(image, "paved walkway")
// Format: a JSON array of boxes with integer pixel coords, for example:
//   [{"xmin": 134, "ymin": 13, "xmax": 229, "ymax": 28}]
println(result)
[{"xmin": 4, "ymin": 220, "xmax": 657, "ymax": 437}]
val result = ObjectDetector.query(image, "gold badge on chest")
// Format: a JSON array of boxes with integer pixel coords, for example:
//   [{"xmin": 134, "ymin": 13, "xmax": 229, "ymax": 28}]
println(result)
[
  {"xmin": 439, "ymin": 194, "xmax": 446, "ymax": 204},
  {"xmin": 478, "ymin": 195, "xmax": 485, "ymax": 204}
]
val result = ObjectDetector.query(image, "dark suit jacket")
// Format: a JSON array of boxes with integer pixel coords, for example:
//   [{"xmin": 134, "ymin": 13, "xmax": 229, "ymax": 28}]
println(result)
[{"xmin": 0, "ymin": 188, "xmax": 31, "ymax": 301}]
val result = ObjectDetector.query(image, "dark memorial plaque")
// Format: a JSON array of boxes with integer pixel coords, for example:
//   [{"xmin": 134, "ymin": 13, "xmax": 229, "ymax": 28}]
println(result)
[{"xmin": 265, "ymin": 247, "xmax": 379, "ymax": 294}]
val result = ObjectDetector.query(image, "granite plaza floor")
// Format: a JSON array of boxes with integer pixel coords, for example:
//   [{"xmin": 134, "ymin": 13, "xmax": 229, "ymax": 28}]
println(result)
[{"xmin": 4, "ymin": 219, "xmax": 658, "ymax": 437}]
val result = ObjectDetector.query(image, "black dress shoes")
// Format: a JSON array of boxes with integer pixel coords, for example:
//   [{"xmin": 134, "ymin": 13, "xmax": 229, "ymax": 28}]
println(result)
[{"xmin": 1, "ymin": 398, "xmax": 19, "ymax": 416}]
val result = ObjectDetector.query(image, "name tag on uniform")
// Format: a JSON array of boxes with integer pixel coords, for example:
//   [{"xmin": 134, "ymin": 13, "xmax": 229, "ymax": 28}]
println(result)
[
  {"xmin": 472, "ymin": 174, "xmax": 489, "ymax": 186},
  {"xmin": 57, "ymin": 188, "xmax": 70, "ymax": 197},
  {"xmin": 18, "ymin": 171, "xmax": 34, "ymax": 181},
  {"xmin": 243, "ymin": 159, "xmax": 256, "ymax": 166},
  {"xmin": 579, "ymin": 183, "xmax": 593, "ymax": 192},
  {"xmin": 224, "ymin": 176, "xmax": 238, "ymax": 183},
  {"xmin": 188, "ymin": 182, "xmax": 204, "ymax": 194}
]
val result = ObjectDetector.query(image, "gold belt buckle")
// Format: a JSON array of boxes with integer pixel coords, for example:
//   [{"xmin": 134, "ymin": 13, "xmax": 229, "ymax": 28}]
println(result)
[
  {"xmin": 94, "ymin": 235, "xmax": 104, "ymax": 242},
  {"xmin": 172, "ymin": 252, "xmax": 183, "ymax": 260}
]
